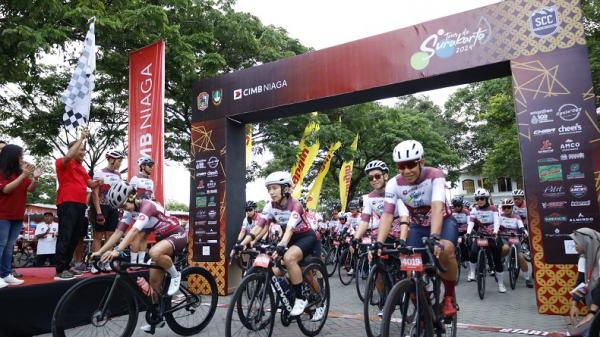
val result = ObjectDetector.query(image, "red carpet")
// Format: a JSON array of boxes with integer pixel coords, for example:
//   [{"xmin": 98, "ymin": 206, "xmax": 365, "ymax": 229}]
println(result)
[{"xmin": 12, "ymin": 267, "xmax": 96, "ymax": 286}]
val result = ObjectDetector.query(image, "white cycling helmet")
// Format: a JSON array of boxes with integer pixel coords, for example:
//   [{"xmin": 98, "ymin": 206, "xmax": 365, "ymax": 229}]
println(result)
[
  {"xmin": 106, "ymin": 149, "xmax": 126, "ymax": 159},
  {"xmin": 264, "ymin": 171, "xmax": 292, "ymax": 187},
  {"xmin": 364, "ymin": 160, "xmax": 389, "ymax": 174},
  {"xmin": 107, "ymin": 181, "xmax": 135, "ymax": 208},
  {"xmin": 474, "ymin": 188, "xmax": 490, "ymax": 198},
  {"xmin": 500, "ymin": 198, "xmax": 514, "ymax": 207},
  {"xmin": 393, "ymin": 140, "xmax": 424, "ymax": 162},
  {"xmin": 512, "ymin": 189, "xmax": 525, "ymax": 197}
]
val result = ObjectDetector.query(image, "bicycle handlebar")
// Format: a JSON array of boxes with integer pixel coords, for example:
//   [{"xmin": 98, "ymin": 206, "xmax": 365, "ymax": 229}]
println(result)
[{"xmin": 380, "ymin": 238, "xmax": 447, "ymax": 274}]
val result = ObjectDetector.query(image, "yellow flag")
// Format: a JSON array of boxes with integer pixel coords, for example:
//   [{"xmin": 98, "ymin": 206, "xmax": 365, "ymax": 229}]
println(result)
[
  {"xmin": 290, "ymin": 121, "xmax": 320, "ymax": 198},
  {"xmin": 339, "ymin": 134, "xmax": 359, "ymax": 213},
  {"xmin": 306, "ymin": 141, "xmax": 342, "ymax": 210},
  {"xmin": 245, "ymin": 124, "xmax": 253, "ymax": 164}
]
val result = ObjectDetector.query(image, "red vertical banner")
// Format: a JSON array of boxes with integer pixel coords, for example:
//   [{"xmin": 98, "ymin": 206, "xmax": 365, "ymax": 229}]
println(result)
[{"xmin": 128, "ymin": 40, "xmax": 165, "ymax": 204}]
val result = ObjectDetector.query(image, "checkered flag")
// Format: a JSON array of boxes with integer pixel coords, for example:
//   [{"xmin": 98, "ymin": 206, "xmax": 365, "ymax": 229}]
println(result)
[{"xmin": 60, "ymin": 18, "xmax": 96, "ymax": 130}]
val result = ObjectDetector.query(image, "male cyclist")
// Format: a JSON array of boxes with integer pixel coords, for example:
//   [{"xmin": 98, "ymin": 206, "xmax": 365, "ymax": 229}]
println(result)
[
  {"xmin": 451, "ymin": 195, "xmax": 471, "ymax": 266},
  {"xmin": 91, "ymin": 149, "xmax": 126, "ymax": 274},
  {"xmin": 376, "ymin": 140, "xmax": 459, "ymax": 318},
  {"xmin": 467, "ymin": 188, "xmax": 505, "ymax": 292},
  {"xmin": 498, "ymin": 198, "xmax": 533, "ymax": 288},
  {"xmin": 238, "ymin": 171, "xmax": 318, "ymax": 316},
  {"xmin": 129, "ymin": 156, "xmax": 155, "ymax": 266},
  {"xmin": 347, "ymin": 200, "xmax": 361, "ymax": 232},
  {"xmin": 512, "ymin": 189, "xmax": 527, "ymax": 228},
  {"xmin": 231, "ymin": 201, "xmax": 262, "ymax": 257}
]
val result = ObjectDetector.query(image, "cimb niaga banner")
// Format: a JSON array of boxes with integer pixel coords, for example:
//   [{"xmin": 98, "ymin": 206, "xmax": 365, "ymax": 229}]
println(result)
[{"xmin": 128, "ymin": 40, "xmax": 165, "ymax": 204}]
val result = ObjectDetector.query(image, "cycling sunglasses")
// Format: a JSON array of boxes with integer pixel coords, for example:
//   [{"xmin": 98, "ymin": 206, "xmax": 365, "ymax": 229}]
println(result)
[
  {"xmin": 501, "ymin": 206, "xmax": 513, "ymax": 210},
  {"xmin": 368, "ymin": 173, "xmax": 383, "ymax": 181},
  {"xmin": 396, "ymin": 160, "xmax": 420, "ymax": 171},
  {"xmin": 474, "ymin": 197, "xmax": 487, "ymax": 201},
  {"xmin": 245, "ymin": 208, "xmax": 254, "ymax": 212}
]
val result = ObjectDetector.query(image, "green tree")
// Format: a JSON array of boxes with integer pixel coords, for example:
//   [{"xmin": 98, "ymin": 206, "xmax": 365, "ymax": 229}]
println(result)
[
  {"xmin": 0, "ymin": 0, "xmax": 307, "ymax": 170},
  {"xmin": 166, "ymin": 199, "xmax": 189, "ymax": 212}
]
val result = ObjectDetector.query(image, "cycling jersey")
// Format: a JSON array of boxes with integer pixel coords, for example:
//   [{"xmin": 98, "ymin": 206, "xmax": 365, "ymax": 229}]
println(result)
[
  {"xmin": 347, "ymin": 212, "xmax": 361, "ymax": 230},
  {"xmin": 452, "ymin": 208, "xmax": 472, "ymax": 233},
  {"xmin": 117, "ymin": 199, "xmax": 181, "ymax": 240},
  {"xmin": 93, "ymin": 168, "xmax": 123, "ymax": 205},
  {"xmin": 241, "ymin": 212, "xmax": 262, "ymax": 234},
  {"xmin": 361, "ymin": 190, "xmax": 409, "ymax": 230},
  {"xmin": 498, "ymin": 213, "xmax": 525, "ymax": 235},
  {"xmin": 130, "ymin": 173, "xmax": 154, "ymax": 200},
  {"xmin": 513, "ymin": 201, "xmax": 528, "ymax": 225},
  {"xmin": 256, "ymin": 198, "xmax": 311, "ymax": 234},
  {"xmin": 382, "ymin": 167, "xmax": 450, "ymax": 226},
  {"xmin": 468, "ymin": 205, "xmax": 499, "ymax": 235}
]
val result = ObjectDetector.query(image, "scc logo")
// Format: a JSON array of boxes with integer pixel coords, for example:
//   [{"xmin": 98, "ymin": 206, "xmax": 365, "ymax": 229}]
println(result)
[{"xmin": 138, "ymin": 214, "xmax": 147, "ymax": 221}]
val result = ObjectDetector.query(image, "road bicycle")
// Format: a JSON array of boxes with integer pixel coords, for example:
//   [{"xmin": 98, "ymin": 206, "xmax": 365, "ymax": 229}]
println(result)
[
  {"xmin": 380, "ymin": 238, "xmax": 457, "ymax": 337},
  {"xmin": 52, "ymin": 257, "xmax": 218, "ymax": 337},
  {"xmin": 225, "ymin": 243, "xmax": 330, "ymax": 337}
]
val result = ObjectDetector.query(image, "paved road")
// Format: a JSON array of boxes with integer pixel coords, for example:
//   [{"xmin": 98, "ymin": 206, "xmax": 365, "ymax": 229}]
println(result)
[{"xmin": 38, "ymin": 269, "xmax": 571, "ymax": 337}]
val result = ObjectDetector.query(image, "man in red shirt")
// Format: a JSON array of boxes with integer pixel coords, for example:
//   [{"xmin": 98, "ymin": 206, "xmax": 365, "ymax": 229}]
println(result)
[{"xmin": 54, "ymin": 128, "xmax": 101, "ymax": 280}]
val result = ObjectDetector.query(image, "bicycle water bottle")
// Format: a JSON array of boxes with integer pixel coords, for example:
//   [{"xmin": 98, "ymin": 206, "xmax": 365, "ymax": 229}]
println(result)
[
  {"xmin": 137, "ymin": 276, "xmax": 155, "ymax": 297},
  {"xmin": 277, "ymin": 276, "xmax": 290, "ymax": 298}
]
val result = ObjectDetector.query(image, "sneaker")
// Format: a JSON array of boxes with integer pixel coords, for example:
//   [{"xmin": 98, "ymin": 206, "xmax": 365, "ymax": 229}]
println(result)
[
  {"xmin": 54, "ymin": 271, "xmax": 76, "ymax": 281},
  {"xmin": 377, "ymin": 310, "xmax": 384, "ymax": 318},
  {"xmin": 69, "ymin": 268, "xmax": 84, "ymax": 277},
  {"xmin": 12, "ymin": 270, "xmax": 23, "ymax": 278},
  {"xmin": 0, "ymin": 278, "xmax": 8, "ymax": 289},
  {"xmin": 167, "ymin": 272, "xmax": 181, "ymax": 296},
  {"xmin": 90, "ymin": 265, "xmax": 100, "ymax": 274},
  {"xmin": 347, "ymin": 268, "xmax": 354, "ymax": 276},
  {"xmin": 3, "ymin": 274, "xmax": 24, "ymax": 285},
  {"xmin": 498, "ymin": 283, "xmax": 507, "ymax": 293},
  {"xmin": 311, "ymin": 306, "xmax": 326, "ymax": 321},
  {"xmin": 526, "ymin": 279, "xmax": 534, "ymax": 288},
  {"xmin": 140, "ymin": 321, "xmax": 165, "ymax": 334},
  {"xmin": 441, "ymin": 296, "xmax": 457, "ymax": 317},
  {"xmin": 290, "ymin": 298, "xmax": 308, "ymax": 316}
]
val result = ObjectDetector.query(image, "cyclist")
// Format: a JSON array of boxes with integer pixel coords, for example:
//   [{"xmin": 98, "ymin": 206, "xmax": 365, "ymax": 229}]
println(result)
[
  {"xmin": 129, "ymin": 156, "xmax": 156, "ymax": 266},
  {"xmin": 498, "ymin": 198, "xmax": 533, "ymax": 288},
  {"xmin": 230, "ymin": 201, "xmax": 262, "ymax": 256},
  {"xmin": 237, "ymin": 171, "xmax": 319, "ymax": 316},
  {"xmin": 347, "ymin": 200, "xmax": 361, "ymax": 231},
  {"xmin": 92, "ymin": 181, "xmax": 185, "ymax": 299},
  {"xmin": 90, "ymin": 149, "xmax": 126, "ymax": 274},
  {"xmin": 512, "ymin": 189, "xmax": 527, "ymax": 227},
  {"xmin": 451, "ymin": 195, "xmax": 471, "ymax": 266},
  {"xmin": 376, "ymin": 140, "xmax": 459, "ymax": 318},
  {"xmin": 467, "ymin": 188, "xmax": 505, "ymax": 292}
]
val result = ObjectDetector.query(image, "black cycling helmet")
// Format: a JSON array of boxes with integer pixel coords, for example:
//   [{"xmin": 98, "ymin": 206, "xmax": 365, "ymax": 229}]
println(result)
[
  {"xmin": 348, "ymin": 199, "xmax": 360, "ymax": 210},
  {"xmin": 245, "ymin": 200, "xmax": 257, "ymax": 210},
  {"xmin": 451, "ymin": 195, "xmax": 464, "ymax": 208},
  {"xmin": 339, "ymin": 214, "xmax": 347, "ymax": 220}
]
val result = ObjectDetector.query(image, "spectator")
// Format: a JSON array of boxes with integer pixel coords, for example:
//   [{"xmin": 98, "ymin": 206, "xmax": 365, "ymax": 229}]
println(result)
[
  {"xmin": 0, "ymin": 144, "xmax": 42, "ymax": 287},
  {"xmin": 54, "ymin": 128, "xmax": 101, "ymax": 281},
  {"xmin": 90, "ymin": 149, "xmax": 125, "ymax": 273},
  {"xmin": 34, "ymin": 212, "xmax": 58, "ymax": 266},
  {"xmin": 569, "ymin": 228, "xmax": 600, "ymax": 333}
]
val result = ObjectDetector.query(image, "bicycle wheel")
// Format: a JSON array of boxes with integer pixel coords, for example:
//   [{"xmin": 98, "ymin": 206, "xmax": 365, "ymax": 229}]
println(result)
[
  {"xmin": 355, "ymin": 254, "xmax": 369, "ymax": 302},
  {"xmin": 507, "ymin": 246, "xmax": 517, "ymax": 290},
  {"xmin": 165, "ymin": 267, "xmax": 218, "ymax": 336},
  {"xmin": 225, "ymin": 271, "xmax": 275, "ymax": 337},
  {"xmin": 363, "ymin": 264, "xmax": 387, "ymax": 337},
  {"xmin": 324, "ymin": 246, "xmax": 338, "ymax": 277},
  {"xmin": 297, "ymin": 262, "xmax": 330, "ymax": 337},
  {"xmin": 381, "ymin": 279, "xmax": 433, "ymax": 337},
  {"xmin": 477, "ymin": 249, "xmax": 487, "ymax": 300},
  {"xmin": 338, "ymin": 248, "xmax": 354, "ymax": 285},
  {"xmin": 52, "ymin": 276, "xmax": 137, "ymax": 337}
]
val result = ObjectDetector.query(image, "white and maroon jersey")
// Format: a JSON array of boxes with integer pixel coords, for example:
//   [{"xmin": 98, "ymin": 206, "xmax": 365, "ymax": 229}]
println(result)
[
  {"xmin": 513, "ymin": 202, "xmax": 528, "ymax": 225},
  {"xmin": 469, "ymin": 205, "xmax": 500, "ymax": 235},
  {"xmin": 117, "ymin": 199, "xmax": 181, "ymax": 239},
  {"xmin": 361, "ymin": 191, "xmax": 409, "ymax": 230},
  {"xmin": 241, "ymin": 212, "xmax": 262, "ymax": 234},
  {"xmin": 452, "ymin": 208, "xmax": 472, "ymax": 233},
  {"xmin": 383, "ymin": 167, "xmax": 450, "ymax": 227},
  {"xmin": 256, "ymin": 198, "xmax": 310, "ymax": 234},
  {"xmin": 347, "ymin": 212, "xmax": 361, "ymax": 230},
  {"xmin": 130, "ymin": 173, "xmax": 154, "ymax": 200},
  {"xmin": 499, "ymin": 213, "xmax": 525, "ymax": 235},
  {"xmin": 328, "ymin": 219, "xmax": 340, "ymax": 232},
  {"xmin": 305, "ymin": 211, "xmax": 319, "ymax": 231},
  {"xmin": 93, "ymin": 168, "xmax": 123, "ymax": 205}
]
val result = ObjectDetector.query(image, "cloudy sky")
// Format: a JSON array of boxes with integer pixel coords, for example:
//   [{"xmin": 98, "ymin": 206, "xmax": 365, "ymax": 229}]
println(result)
[{"xmin": 164, "ymin": 0, "xmax": 501, "ymax": 204}]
